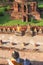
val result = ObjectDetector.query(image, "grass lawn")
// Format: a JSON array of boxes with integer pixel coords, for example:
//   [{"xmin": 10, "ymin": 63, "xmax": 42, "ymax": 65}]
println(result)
[
  {"xmin": 0, "ymin": 13, "xmax": 28, "ymax": 26},
  {"xmin": 38, "ymin": 4, "xmax": 43, "ymax": 8},
  {"xmin": 0, "ymin": 13, "xmax": 43, "ymax": 26},
  {"xmin": 38, "ymin": 2, "xmax": 43, "ymax": 8}
]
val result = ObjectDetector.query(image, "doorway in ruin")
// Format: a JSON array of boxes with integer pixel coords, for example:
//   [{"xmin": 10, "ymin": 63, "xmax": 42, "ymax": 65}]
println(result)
[
  {"xmin": 27, "ymin": 5, "xmax": 32, "ymax": 13},
  {"xmin": 23, "ymin": 16, "xmax": 26, "ymax": 22},
  {"xmin": 27, "ymin": 15, "xmax": 33, "ymax": 22},
  {"xmin": 18, "ymin": 4, "xmax": 21, "ymax": 12},
  {"xmin": 24, "ymin": 5, "xmax": 26, "ymax": 12}
]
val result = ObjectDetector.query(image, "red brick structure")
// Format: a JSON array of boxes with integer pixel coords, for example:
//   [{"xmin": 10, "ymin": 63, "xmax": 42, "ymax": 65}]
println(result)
[{"xmin": 10, "ymin": 0, "xmax": 41, "ymax": 22}]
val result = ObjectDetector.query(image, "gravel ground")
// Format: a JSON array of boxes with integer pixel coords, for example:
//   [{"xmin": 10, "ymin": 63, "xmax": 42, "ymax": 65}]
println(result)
[
  {"xmin": 0, "ymin": 34, "xmax": 43, "ymax": 65},
  {"xmin": 0, "ymin": 49, "xmax": 43, "ymax": 65}
]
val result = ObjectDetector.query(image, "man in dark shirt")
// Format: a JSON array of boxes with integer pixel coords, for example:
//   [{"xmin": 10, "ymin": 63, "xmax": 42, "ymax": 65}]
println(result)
[{"xmin": 12, "ymin": 51, "xmax": 32, "ymax": 65}]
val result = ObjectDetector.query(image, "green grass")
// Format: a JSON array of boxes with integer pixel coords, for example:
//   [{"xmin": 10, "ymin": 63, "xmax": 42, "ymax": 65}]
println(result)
[
  {"xmin": 38, "ymin": 4, "xmax": 43, "ymax": 8},
  {"xmin": 29, "ymin": 19, "xmax": 43, "ymax": 26},
  {"xmin": 0, "ymin": 13, "xmax": 10, "ymax": 25},
  {"xmin": 0, "ymin": 13, "xmax": 43, "ymax": 26},
  {"xmin": 38, "ymin": 2, "xmax": 43, "ymax": 8},
  {"xmin": 0, "ymin": 13, "xmax": 28, "ymax": 26},
  {"xmin": 0, "ymin": 6, "xmax": 10, "ymax": 13}
]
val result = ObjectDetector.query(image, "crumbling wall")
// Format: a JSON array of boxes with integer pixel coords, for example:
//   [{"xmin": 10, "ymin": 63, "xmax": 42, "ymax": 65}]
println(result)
[{"xmin": 11, "ymin": 0, "xmax": 41, "ymax": 21}]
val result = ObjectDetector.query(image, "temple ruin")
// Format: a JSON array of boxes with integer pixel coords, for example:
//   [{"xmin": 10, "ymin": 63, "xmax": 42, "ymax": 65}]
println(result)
[{"xmin": 11, "ymin": 0, "xmax": 41, "ymax": 22}]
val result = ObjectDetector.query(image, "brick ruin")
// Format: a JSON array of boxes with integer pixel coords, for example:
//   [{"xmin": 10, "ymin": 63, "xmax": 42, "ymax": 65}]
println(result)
[{"xmin": 11, "ymin": 0, "xmax": 41, "ymax": 22}]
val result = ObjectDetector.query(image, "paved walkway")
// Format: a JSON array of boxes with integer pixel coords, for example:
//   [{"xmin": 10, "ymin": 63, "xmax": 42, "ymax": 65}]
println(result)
[
  {"xmin": 0, "ymin": 34, "xmax": 43, "ymax": 65},
  {"xmin": 0, "ymin": 49, "xmax": 43, "ymax": 65},
  {"xmin": 0, "ymin": 34, "xmax": 43, "ymax": 50},
  {"xmin": 0, "ymin": 34, "xmax": 43, "ymax": 43}
]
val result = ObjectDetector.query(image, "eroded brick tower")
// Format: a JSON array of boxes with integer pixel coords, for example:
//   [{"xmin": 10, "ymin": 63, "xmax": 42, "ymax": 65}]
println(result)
[{"xmin": 11, "ymin": 0, "xmax": 41, "ymax": 22}]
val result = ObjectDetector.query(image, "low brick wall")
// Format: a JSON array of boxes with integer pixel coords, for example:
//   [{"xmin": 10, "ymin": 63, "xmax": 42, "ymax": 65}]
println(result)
[
  {"xmin": 0, "ymin": 26, "xmax": 43, "ymax": 36},
  {"xmin": 0, "ymin": 26, "xmax": 27, "ymax": 33}
]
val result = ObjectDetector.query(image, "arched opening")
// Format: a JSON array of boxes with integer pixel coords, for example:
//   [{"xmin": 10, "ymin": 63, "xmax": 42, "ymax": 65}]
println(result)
[
  {"xmin": 24, "ymin": 5, "xmax": 26, "ymax": 12},
  {"xmin": 18, "ymin": 4, "xmax": 21, "ymax": 12},
  {"xmin": 23, "ymin": 16, "xmax": 26, "ymax": 22},
  {"xmin": 27, "ymin": 5, "xmax": 32, "ymax": 13}
]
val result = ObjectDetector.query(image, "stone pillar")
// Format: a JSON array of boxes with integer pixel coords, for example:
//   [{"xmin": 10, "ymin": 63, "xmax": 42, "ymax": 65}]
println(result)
[
  {"xmin": 26, "ymin": 4, "xmax": 28, "ymax": 22},
  {"xmin": 21, "ymin": 3, "xmax": 24, "ymax": 14},
  {"xmin": 34, "ymin": 2, "xmax": 37, "ymax": 11},
  {"xmin": 26, "ymin": 4, "xmax": 28, "ymax": 14},
  {"xmin": 21, "ymin": 4, "xmax": 24, "ymax": 22},
  {"xmin": 26, "ymin": 15, "xmax": 28, "ymax": 22}
]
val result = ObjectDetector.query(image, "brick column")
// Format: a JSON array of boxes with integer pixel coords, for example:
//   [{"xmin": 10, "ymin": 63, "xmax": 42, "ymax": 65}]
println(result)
[
  {"xmin": 26, "ymin": 15, "xmax": 28, "ymax": 22},
  {"xmin": 35, "ymin": 2, "xmax": 37, "ymax": 11},
  {"xmin": 21, "ymin": 4, "xmax": 24, "ymax": 22}
]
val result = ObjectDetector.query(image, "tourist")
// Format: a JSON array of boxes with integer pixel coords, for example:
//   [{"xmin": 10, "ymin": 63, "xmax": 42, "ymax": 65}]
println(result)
[
  {"xmin": 7, "ymin": 51, "xmax": 32, "ymax": 65},
  {"xmin": 11, "ymin": 51, "xmax": 32, "ymax": 65},
  {"xmin": 11, "ymin": 51, "xmax": 24, "ymax": 65},
  {"xmin": 7, "ymin": 51, "xmax": 22, "ymax": 65}
]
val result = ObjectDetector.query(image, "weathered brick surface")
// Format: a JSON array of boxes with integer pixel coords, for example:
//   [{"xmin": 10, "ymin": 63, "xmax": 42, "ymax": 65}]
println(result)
[
  {"xmin": 10, "ymin": 0, "xmax": 41, "ymax": 21},
  {"xmin": 0, "ymin": 26, "xmax": 43, "ymax": 35}
]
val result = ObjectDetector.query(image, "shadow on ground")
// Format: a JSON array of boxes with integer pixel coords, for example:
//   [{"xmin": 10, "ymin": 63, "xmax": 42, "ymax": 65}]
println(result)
[
  {"xmin": 0, "ymin": 60, "xmax": 43, "ymax": 65},
  {"xmin": 31, "ymin": 61, "xmax": 43, "ymax": 65}
]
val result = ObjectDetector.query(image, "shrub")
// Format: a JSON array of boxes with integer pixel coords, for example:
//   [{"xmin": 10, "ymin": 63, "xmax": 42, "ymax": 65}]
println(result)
[
  {"xmin": 4, "ymin": 8, "xmax": 8, "ymax": 11},
  {"xmin": 0, "ymin": 12, "xmax": 4, "ymax": 16},
  {"xmin": 0, "ymin": 7, "xmax": 4, "ymax": 12},
  {"xmin": 0, "ymin": 7, "xmax": 5, "ymax": 16},
  {"xmin": 4, "ymin": 6, "xmax": 10, "ymax": 11}
]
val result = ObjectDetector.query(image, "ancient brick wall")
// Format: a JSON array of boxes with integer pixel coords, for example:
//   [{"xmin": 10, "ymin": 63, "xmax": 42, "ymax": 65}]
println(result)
[{"xmin": 10, "ymin": 0, "xmax": 41, "ymax": 21}]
